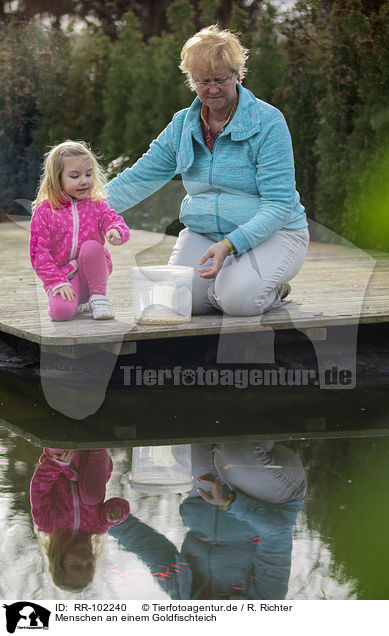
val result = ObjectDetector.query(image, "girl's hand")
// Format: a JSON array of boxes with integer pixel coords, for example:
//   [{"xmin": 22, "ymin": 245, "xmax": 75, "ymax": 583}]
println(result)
[
  {"xmin": 197, "ymin": 473, "xmax": 230, "ymax": 506},
  {"xmin": 198, "ymin": 241, "xmax": 229, "ymax": 279},
  {"xmin": 53, "ymin": 284, "xmax": 75, "ymax": 301},
  {"xmin": 106, "ymin": 228, "xmax": 121, "ymax": 245},
  {"xmin": 106, "ymin": 505, "xmax": 122, "ymax": 523}
]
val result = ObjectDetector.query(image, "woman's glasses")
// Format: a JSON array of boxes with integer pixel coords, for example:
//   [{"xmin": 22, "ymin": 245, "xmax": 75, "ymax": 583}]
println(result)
[{"xmin": 194, "ymin": 72, "xmax": 235, "ymax": 88}]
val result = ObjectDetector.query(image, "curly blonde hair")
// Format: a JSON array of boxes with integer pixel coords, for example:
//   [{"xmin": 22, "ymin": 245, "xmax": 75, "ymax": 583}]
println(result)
[
  {"xmin": 180, "ymin": 25, "xmax": 249, "ymax": 91},
  {"xmin": 34, "ymin": 140, "xmax": 107, "ymax": 211}
]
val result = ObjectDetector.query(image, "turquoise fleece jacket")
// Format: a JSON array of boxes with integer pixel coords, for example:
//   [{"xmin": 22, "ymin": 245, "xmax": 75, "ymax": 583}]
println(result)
[
  {"xmin": 107, "ymin": 84, "xmax": 307, "ymax": 255},
  {"xmin": 109, "ymin": 492, "xmax": 304, "ymax": 600}
]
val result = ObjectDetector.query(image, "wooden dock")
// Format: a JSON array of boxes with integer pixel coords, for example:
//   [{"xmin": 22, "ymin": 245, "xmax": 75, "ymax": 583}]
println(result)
[{"xmin": 0, "ymin": 219, "xmax": 388, "ymax": 351}]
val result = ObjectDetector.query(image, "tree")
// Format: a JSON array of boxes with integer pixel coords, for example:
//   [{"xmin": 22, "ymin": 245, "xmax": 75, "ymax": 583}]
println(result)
[
  {"xmin": 339, "ymin": 1, "xmax": 389, "ymax": 248},
  {"xmin": 277, "ymin": 0, "xmax": 325, "ymax": 218},
  {"xmin": 0, "ymin": 21, "xmax": 70, "ymax": 211},
  {"xmin": 102, "ymin": 12, "xmax": 145, "ymax": 160},
  {"xmin": 102, "ymin": 0, "xmax": 194, "ymax": 163},
  {"xmin": 245, "ymin": 2, "xmax": 286, "ymax": 105},
  {"xmin": 1, "ymin": 0, "xmax": 266, "ymax": 39},
  {"xmin": 58, "ymin": 27, "xmax": 111, "ymax": 148}
]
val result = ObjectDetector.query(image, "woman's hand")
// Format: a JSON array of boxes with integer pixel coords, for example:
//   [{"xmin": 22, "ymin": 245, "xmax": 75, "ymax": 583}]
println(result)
[
  {"xmin": 106, "ymin": 228, "xmax": 121, "ymax": 245},
  {"xmin": 197, "ymin": 473, "xmax": 230, "ymax": 506},
  {"xmin": 198, "ymin": 241, "xmax": 229, "ymax": 279},
  {"xmin": 53, "ymin": 284, "xmax": 75, "ymax": 301}
]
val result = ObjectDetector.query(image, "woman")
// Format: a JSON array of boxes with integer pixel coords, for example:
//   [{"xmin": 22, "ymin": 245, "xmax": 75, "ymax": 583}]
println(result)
[
  {"xmin": 109, "ymin": 441, "xmax": 306, "ymax": 600},
  {"xmin": 107, "ymin": 25, "xmax": 309, "ymax": 316}
]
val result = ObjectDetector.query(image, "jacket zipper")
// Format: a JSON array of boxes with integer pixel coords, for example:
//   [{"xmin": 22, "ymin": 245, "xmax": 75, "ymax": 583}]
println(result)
[
  {"xmin": 205, "ymin": 507, "xmax": 219, "ymax": 597},
  {"xmin": 71, "ymin": 481, "xmax": 80, "ymax": 533},
  {"xmin": 70, "ymin": 199, "xmax": 79, "ymax": 260},
  {"xmin": 208, "ymin": 140, "xmax": 222, "ymax": 233}
]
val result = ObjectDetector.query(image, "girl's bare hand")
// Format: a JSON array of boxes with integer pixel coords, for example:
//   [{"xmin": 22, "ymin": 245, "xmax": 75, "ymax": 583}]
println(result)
[
  {"xmin": 53, "ymin": 284, "xmax": 75, "ymax": 301},
  {"xmin": 198, "ymin": 241, "xmax": 229, "ymax": 279},
  {"xmin": 106, "ymin": 228, "xmax": 121, "ymax": 245},
  {"xmin": 197, "ymin": 473, "xmax": 230, "ymax": 506}
]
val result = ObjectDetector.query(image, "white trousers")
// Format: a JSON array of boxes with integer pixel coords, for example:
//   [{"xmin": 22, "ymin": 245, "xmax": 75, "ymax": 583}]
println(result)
[
  {"xmin": 168, "ymin": 226, "xmax": 309, "ymax": 316},
  {"xmin": 188, "ymin": 441, "xmax": 307, "ymax": 504}
]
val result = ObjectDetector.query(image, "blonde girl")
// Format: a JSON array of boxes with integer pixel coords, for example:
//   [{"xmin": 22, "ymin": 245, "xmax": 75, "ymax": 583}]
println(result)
[
  {"xmin": 31, "ymin": 448, "xmax": 130, "ymax": 591},
  {"xmin": 30, "ymin": 140, "xmax": 130, "ymax": 321}
]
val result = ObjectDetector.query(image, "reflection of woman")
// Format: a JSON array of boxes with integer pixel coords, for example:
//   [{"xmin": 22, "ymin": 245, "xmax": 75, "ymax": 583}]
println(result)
[
  {"xmin": 30, "ymin": 448, "xmax": 129, "ymax": 591},
  {"xmin": 107, "ymin": 25, "xmax": 309, "ymax": 316},
  {"xmin": 109, "ymin": 442, "xmax": 306, "ymax": 599}
]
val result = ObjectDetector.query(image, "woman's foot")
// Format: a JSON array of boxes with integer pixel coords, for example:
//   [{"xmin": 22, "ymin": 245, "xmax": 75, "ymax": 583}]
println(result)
[
  {"xmin": 89, "ymin": 294, "xmax": 115, "ymax": 319},
  {"xmin": 277, "ymin": 282, "xmax": 291, "ymax": 301}
]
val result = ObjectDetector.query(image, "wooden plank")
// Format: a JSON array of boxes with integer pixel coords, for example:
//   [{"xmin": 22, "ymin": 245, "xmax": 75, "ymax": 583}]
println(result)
[
  {"xmin": 41, "ymin": 340, "xmax": 136, "ymax": 358},
  {"xmin": 3, "ymin": 416, "xmax": 389, "ymax": 449},
  {"xmin": 0, "ymin": 220, "xmax": 388, "ymax": 347}
]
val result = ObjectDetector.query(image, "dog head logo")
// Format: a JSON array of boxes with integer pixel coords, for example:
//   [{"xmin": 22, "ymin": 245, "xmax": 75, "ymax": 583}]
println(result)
[{"xmin": 3, "ymin": 602, "xmax": 50, "ymax": 633}]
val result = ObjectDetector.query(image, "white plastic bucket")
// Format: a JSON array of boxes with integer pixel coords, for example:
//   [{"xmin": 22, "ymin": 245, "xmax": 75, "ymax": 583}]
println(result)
[
  {"xmin": 130, "ymin": 265, "xmax": 195, "ymax": 324},
  {"xmin": 129, "ymin": 444, "xmax": 193, "ymax": 494}
]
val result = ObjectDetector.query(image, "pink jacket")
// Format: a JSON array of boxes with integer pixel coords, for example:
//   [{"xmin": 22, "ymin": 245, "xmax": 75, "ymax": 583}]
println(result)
[
  {"xmin": 30, "ymin": 450, "xmax": 130, "ymax": 534},
  {"xmin": 30, "ymin": 197, "xmax": 130, "ymax": 292}
]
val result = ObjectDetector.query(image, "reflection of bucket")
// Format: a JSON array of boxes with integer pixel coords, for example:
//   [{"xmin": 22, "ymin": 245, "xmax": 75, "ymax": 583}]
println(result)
[
  {"xmin": 129, "ymin": 444, "xmax": 193, "ymax": 494},
  {"xmin": 130, "ymin": 266, "xmax": 195, "ymax": 324}
]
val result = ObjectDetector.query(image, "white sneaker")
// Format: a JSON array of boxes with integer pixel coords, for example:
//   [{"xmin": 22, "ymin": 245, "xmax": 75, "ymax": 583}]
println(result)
[{"xmin": 89, "ymin": 294, "xmax": 115, "ymax": 320}]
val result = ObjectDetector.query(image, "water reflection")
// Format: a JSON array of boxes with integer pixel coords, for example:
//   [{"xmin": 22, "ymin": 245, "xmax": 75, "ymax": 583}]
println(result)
[
  {"xmin": 109, "ymin": 441, "xmax": 306, "ymax": 600},
  {"xmin": 30, "ymin": 448, "xmax": 129, "ymax": 591},
  {"xmin": 129, "ymin": 445, "xmax": 193, "ymax": 493},
  {"xmin": 0, "ymin": 427, "xmax": 388, "ymax": 599}
]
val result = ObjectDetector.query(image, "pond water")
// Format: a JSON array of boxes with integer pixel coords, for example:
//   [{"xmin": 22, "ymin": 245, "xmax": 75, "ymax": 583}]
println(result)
[{"xmin": 0, "ymin": 392, "xmax": 388, "ymax": 601}]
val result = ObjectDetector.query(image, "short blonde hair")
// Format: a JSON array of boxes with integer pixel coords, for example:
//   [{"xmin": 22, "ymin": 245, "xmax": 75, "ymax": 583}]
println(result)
[
  {"xmin": 34, "ymin": 140, "xmax": 107, "ymax": 211},
  {"xmin": 180, "ymin": 25, "xmax": 249, "ymax": 90}
]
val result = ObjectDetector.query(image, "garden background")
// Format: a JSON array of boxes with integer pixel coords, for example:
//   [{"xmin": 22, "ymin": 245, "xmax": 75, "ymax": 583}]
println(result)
[{"xmin": 0, "ymin": 0, "xmax": 388, "ymax": 249}]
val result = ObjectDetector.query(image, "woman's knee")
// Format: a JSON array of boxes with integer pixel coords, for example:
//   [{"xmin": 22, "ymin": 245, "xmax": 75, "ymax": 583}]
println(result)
[
  {"xmin": 169, "ymin": 229, "xmax": 212, "ymax": 268},
  {"xmin": 214, "ymin": 442, "xmax": 306, "ymax": 503},
  {"xmin": 214, "ymin": 442, "xmax": 273, "ymax": 472},
  {"xmin": 214, "ymin": 278, "xmax": 273, "ymax": 316}
]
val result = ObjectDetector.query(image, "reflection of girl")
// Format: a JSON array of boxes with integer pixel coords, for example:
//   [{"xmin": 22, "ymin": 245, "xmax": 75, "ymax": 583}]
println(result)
[
  {"xmin": 30, "ymin": 448, "xmax": 129, "ymax": 591},
  {"xmin": 109, "ymin": 442, "xmax": 306, "ymax": 600}
]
